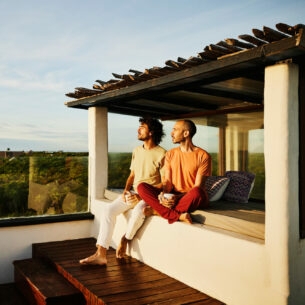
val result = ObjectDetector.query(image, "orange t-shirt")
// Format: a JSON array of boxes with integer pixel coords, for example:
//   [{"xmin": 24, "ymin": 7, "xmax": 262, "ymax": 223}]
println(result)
[{"xmin": 165, "ymin": 147, "xmax": 211, "ymax": 193}]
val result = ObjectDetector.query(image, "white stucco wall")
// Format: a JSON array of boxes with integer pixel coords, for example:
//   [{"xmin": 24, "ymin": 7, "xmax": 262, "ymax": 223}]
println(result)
[
  {"xmin": 264, "ymin": 62, "xmax": 305, "ymax": 305},
  {"xmin": 0, "ymin": 220, "xmax": 93, "ymax": 284}
]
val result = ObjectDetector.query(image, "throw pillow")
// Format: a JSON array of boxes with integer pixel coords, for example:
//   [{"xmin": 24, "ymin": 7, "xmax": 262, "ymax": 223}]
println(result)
[
  {"xmin": 223, "ymin": 171, "xmax": 255, "ymax": 203},
  {"xmin": 205, "ymin": 176, "xmax": 230, "ymax": 202}
]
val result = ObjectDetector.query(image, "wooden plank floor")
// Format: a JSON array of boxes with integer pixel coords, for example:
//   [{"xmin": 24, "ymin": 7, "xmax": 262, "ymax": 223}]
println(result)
[
  {"xmin": 0, "ymin": 283, "xmax": 29, "ymax": 305},
  {"xmin": 33, "ymin": 238, "xmax": 225, "ymax": 305}
]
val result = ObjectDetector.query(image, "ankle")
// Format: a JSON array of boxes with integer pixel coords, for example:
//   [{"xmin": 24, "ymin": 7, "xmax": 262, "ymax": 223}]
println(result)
[
  {"xmin": 121, "ymin": 235, "xmax": 130, "ymax": 243},
  {"xmin": 97, "ymin": 245, "xmax": 107, "ymax": 256}
]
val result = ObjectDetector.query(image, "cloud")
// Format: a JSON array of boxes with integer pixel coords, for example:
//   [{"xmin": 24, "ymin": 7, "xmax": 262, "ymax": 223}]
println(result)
[
  {"xmin": 0, "ymin": 0, "xmax": 304, "ymax": 153},
  {"xmin": 0, "ymin": 121, "xmax": 88, "ymax": 152},
  {"xmin": 0, "ymin": 71, "xmax": 66, "ymax": 92}
]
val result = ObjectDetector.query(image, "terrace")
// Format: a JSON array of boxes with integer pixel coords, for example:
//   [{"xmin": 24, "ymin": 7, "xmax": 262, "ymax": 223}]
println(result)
[{"xmin": 1, "ymin": 22, "xmax": 305, "ymax": 305}]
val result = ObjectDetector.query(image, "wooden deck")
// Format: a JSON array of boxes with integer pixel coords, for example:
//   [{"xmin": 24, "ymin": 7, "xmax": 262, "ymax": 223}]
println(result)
[
  {"xmin": 29, "ymin": 237, "xmax": 225, "ymax": 305},
  {"xmin": 0, "ymin": 283, "xmax": 29, "ymax": 305}
]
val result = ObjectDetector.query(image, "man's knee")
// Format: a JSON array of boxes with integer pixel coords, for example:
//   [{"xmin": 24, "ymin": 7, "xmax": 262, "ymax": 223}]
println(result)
[
  {"xmin": 137, "ymin": 182, "xmax": 149, "ymax": 194},
  {"xmin": 189, "ymin": 187, "xmax": 208, "ymax": 205},
  {"xmin": 137, "ymin": 182, "xmax": 144, "ymax": 191},
  {"xmin": 191, "ymin": 186, "xmax": 204, "ymax": 197}
]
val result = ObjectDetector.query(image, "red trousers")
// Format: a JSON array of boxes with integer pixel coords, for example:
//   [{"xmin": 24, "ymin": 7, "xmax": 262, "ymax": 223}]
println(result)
[{"xmin": 137, "ymin": 183, "xmax": 209, "ymax": 223}]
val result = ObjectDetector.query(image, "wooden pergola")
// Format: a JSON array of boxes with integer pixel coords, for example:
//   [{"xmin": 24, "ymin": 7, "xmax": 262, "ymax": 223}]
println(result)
[
  {"xmin": 65, "ymin": 22, "xmax": 305, "ymax": 238},
  {"xmin": 65, "ymin": 23, "xmax": 303, "ymax": 119}
]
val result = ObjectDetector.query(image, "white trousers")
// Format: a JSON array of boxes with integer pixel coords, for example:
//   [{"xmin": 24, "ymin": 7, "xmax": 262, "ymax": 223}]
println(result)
[{"xmin": 96, "ymin": 195, "xmax": 147, "ymax": 249}]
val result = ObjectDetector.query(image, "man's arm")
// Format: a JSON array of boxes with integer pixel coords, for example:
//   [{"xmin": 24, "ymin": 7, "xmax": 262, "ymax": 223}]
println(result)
[
  {"xmin": 122, "ymin": 170, "xmax": 135, "ymax": 198},
  {"xmin": 194, "ymin": 152, "xmax": 211, "ymax": 189},
  {"xmin": 162, "ymin": 167, "xmax": 173, "ymax": 193},
  {"xmin": 194, "ymin": 174, "xmax": 208, "ymax": 190}
]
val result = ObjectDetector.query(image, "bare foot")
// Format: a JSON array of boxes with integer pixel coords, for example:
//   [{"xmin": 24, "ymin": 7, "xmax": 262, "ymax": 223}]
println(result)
[
  {"xmin": 179, "ymin": 213, "xmax": 192, "ymax": 224},
  {"xmin": 143, "ymin": 206, "xmax": 159, "ymax": 216},
  {"xmin": 116, "ymin": 235, "xmax": 129, "ymax": 258},
  {"xmin": 79, "ymin": 252, "xmax": 107, "ymax": 265}
]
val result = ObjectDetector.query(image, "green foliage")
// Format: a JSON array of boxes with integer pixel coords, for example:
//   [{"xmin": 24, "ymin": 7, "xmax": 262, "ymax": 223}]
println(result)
[
  {"xmin": 0, "ymin": 153, "xmax": 89, "ymax": 218},
  {"xmin": 0, "ymin": 157, "xmax": 29, "ymax": 181},
  {"xmin": 108, "ymin": 153, "xmax": 131, "ymax": 188},
  {"xmin": 248, "ymin": 153, "xmax": 265, "ymax": 200},
  {"xmin": 210, "ymin": 153, "xmax": 218, "ymax": 176},
  {"xmin": 0, "ymin": 157, "xmax": 29, "ymax": 217},
  {"xmin": 0, "ymin": 181, "xmax": 28, "ymax": 216},
  {"xmin": 30, "ymin": 156, "xmax": 67, "ymax": 184}
]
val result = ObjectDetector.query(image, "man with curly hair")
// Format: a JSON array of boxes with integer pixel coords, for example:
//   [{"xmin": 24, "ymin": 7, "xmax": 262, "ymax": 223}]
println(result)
[{"xmin": 80, "ymin": 117, "xmax": 166, "ymax": 265}]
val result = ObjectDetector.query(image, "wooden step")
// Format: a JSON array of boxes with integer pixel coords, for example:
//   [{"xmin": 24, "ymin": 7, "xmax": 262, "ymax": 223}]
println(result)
[
  {"xmin": 13, "ymin": 258, "xmax": 85, "ymax": 305},
  {"xmin": 32, "ymin": 238, "xmax": 225, "ymax": 305},
  {"xmin": 0, "ymin": 283, "xmax": 29, "ymax": 305}
]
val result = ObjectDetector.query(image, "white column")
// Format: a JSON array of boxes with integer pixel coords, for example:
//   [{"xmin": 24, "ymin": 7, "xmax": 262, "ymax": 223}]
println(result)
[
  {"xmin": 88, "ymin": 107, "xmax": 108, "ymax": 206},
  {"xmin": 264, "ymin": 62, "xmax": 299, "ymax": 303}
]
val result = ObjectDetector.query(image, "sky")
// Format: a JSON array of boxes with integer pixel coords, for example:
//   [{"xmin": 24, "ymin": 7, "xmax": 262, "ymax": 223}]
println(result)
[{"xmin": 0, "ymin": 0, "xmax": 304, "ymax": 153}]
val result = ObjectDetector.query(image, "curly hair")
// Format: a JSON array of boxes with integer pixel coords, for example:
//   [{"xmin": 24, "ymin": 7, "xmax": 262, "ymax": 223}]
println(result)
[{"xmin": 139, "ymin": 117, "xmax": 165, "ymax": 145}]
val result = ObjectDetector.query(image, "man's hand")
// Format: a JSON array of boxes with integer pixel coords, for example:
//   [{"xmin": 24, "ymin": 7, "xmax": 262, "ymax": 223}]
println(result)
[
  {"xmin": 122, "ymin": 191, "xmax": 139, "ymax": 207},
  {"xmin": 158, "ymin": 192, "xmax": 176, "ymax": 208}
]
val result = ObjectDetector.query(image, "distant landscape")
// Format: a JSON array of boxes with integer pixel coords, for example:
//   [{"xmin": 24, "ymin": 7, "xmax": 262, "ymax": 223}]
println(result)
[
  {"xmin": 0, "ymin": 151, "xmax": 88, "ymax": 218},
  {"xmin": 0, "ymin": 152, "xmax": 264, "ymax": 218}
]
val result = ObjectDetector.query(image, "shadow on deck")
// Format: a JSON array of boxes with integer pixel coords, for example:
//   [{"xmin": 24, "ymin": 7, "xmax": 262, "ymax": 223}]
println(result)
[{"xmin": 4, "ymin": 238, "xmax": 225, "ymax": 305}]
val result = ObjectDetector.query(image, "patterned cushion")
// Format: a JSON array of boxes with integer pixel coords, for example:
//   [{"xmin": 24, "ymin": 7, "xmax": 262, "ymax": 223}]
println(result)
[
  {"xmin": 205, "ymin": 176, "xmax": 230, "ymax": 202},
  {"xmin": 223, "ymin": 171, "xmax": 255, "ymax": 203}
]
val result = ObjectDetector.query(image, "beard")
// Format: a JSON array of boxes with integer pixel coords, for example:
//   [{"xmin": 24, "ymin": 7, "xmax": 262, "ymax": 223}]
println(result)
[
  {"xmin": 138, "ymin": 134, "xmax": 149, "ymax": 141},
  {"xmin": 172, "ymin": 135, "xmax": 185, "ymax": 144}
]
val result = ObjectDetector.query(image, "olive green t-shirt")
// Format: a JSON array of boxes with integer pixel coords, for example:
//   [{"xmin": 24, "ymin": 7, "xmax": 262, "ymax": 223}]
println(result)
[{"xmin": 130, "ymin": 145, "xmax": 166, "ymax": 191}]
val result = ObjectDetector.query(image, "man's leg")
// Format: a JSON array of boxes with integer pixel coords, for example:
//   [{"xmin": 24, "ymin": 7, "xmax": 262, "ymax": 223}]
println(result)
[
  {"xmin": 170, "ymin": 187, "xmax": 209, "ymax": 224},
  {"xmin": 79, "ymin": 245, "xmax": 107, "ymax": 265},
  {"xmin": 175, "ymin": 186, "xmax": 209, "ymax": 213},
  {"xmin": 137, "ymin": 183, "xmax": 181, "ymax": 223},
  {"xmin": 116, "ymin": 200, "xmax": 147, "ymax": 258},
  {"xmin": 80, "ymin": 195, "xmax": 131, "ymax": 265}
]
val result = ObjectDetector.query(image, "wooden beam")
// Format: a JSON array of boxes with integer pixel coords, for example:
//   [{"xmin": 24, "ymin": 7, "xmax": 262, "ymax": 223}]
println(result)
[
  {"xmin": 185, "ymin": 86, "xmax": 263, "ymax": 104},
  {"xmin": 66, "ymin": 33, "xmax": 305, "ymax": 109},
  {"xmin": 238, "ymin": 34, "xmax": 266, "ymax": 47},
  {"xmin": 161, "ymin": 104, "xmax": 264, "ymax": 120},
  {"xmin": 225, "ymin": 38, "xmax": 255, "ymax": 49},
  {"xmin": 263, "ymin": 26, "xmax": 289, "ymax": 41}
]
